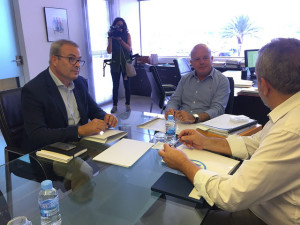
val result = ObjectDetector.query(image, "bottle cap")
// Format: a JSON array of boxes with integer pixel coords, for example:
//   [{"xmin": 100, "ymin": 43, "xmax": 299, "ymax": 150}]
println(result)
[
  {"xmin": 41, "ymin": 180, "xmax": 53, "ymax": 190},
  {"xmin": 167, "ymin": 115, "xmax": 174, "ymax": 120}
]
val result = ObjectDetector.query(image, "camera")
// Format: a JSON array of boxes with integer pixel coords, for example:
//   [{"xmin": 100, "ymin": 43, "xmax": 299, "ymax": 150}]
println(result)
[{"xmin": 108, "ymin": 25, "xmax": 123, "ymax": 37}]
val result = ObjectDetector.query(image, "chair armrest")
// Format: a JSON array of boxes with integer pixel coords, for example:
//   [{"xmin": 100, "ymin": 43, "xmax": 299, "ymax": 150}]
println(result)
[
  {"xmin": 162, "ymin": 84, "xmax": 177, "ymax": 90},
  {"xmin": 162, "ymin": 84, "xmax": 176, "ymax": 96}
]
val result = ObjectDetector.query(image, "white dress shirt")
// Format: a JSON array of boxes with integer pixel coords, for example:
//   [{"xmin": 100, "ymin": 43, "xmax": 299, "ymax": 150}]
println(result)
[
  {"xmin": 194, "ymin": 91, "xmax": 300, "ymax": 225},
  {"xmin": 49, "ymin": 68, "xmax": 80, "ymax": 125}
]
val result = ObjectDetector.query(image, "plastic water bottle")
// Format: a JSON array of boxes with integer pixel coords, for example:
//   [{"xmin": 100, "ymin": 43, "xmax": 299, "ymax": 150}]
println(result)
[
  {"xmin": 38, "ymin": 180, "xmax": 62, "ymax": 225},
  {"xmin": 166, "ymin": 115, "xmax": 176, "ymax": 145}
]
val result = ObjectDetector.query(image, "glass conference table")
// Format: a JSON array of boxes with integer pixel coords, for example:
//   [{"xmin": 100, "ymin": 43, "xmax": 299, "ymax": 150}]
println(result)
[{"xmin": 0, "ymin": 111, "xmax": 210, "ymax": 225}]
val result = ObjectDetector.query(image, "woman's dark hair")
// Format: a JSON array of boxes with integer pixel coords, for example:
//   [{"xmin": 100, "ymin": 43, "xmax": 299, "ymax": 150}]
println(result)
[{"xmin": 111, "ymin": 17, "xmax": 129, "ymax": 40}]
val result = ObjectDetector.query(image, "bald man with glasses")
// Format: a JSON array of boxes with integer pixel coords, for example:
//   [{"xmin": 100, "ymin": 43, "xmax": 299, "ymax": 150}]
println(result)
[
  {"xmin": 165, "ymin": 44, "xmax": 230, "ymax": 123},
  {"xmin": 22, "ymin": 39, "xmax": 117, "ymax": 152}
]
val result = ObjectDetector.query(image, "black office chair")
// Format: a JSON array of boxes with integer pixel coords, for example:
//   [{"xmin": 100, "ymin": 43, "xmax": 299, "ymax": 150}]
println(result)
[
  {"xmin": 144, "ymin": 64, "xmax": 176, "ymax": 113},
  {"xmin": 225, "ymin": 77, "xmax": 234, "ymax": 114},
  {"xmin": 173, "ymin": 58, "xmax": 192, "ymax": 77},
  {"xmin": 0, "ymin": 88, "xmax": 25, "ymax": 162}
]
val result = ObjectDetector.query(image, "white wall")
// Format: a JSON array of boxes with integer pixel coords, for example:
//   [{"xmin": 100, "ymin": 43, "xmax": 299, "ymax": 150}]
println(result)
[{"xmin": 13, "ymin": 0, "xmax": 89, "ymax": 83}]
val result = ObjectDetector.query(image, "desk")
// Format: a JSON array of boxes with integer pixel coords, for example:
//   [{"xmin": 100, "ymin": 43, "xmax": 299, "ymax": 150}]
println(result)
[
  {"xmin": 223, "ymin": 70, "xmax": 270, "ymax": 126},
  {"xmin": 1, "ymin": 111, "xmax": 209, "ymax": 225}
]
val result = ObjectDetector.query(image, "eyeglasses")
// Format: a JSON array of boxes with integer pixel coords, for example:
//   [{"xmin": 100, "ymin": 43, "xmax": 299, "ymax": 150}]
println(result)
[
  {"xmin": 56, "ymin": 55, "xmax": 85, "ymax": 67},
  {"xmin": 191, "ymin": 56, "xmax": 211, "ymax": 62}
]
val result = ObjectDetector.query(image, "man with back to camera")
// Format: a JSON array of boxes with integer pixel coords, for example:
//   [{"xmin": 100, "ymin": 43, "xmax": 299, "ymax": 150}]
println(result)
[
  {"xmin": 165, "ymin": 44, "xmax": 230, "ymax": 123},
  {"xmin": 159, "ymin": 38, "xmax": 300, "ymax": 224},
  {"xmin": 21, "ymin": 39, "xmax": 118, "ymax": 152}
]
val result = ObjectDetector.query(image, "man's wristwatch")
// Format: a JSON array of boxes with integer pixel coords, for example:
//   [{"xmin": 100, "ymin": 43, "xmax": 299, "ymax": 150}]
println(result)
[{"xmin": 193, "ymin": 114, "xmax": 199, "ymax": 123}]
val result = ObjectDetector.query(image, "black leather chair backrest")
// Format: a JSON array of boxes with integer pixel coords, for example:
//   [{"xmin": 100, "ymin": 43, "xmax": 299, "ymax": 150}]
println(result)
[
  {"xmin": 225, "ymin": 77, "xmax": 234, "ymax": 114},
  {"xmin": 144, "ymin": 64, "xmax": 166, "ymax": 109},
  {"xmin": 173, "ymin": 58, "xmax": 192, "ymax": 76},
  {"xmin": 0, "ymin": 88, "xmax": 24, "ymax": 149}
]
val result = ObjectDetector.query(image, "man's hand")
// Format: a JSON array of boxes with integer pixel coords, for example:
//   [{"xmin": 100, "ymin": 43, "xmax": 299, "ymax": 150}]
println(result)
[
  {"xmin": 104, "ymin": 114, "xmax": 118, "ymax": 128},
  {"xmin": 174, "ymin": 110, "xmax": 195, "ymax": 123},
  {"xmin": 158, "ymin": 144, "xmax": 190, "ymax": 171},
  {"xmin": 165, "ymin": 108, "xmax": 176, "ymax": 119},
  {"xmin": 78, "ymin": 119, "xmax": 108, "ymax": 137},
  {"xmin": 178, "ymin": 129, "xmax": 206, "ymax": 149}
]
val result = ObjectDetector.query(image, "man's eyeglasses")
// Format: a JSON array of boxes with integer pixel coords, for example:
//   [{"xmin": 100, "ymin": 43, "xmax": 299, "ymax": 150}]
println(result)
[{"xmin": 56, "ymin": 55, "xmax": 85, "ymax": 67}]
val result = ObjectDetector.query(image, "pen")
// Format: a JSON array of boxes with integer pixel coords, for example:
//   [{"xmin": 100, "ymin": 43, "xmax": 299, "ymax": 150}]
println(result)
[{"xmin": 171, "ymin": 138, "xmax": 181, "ymax": 147}]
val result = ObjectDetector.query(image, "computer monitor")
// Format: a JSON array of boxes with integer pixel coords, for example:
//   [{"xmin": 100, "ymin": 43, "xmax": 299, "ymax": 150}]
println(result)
[{"xmin": 244, "ymin": 49, "xmax": 259, "ymax": 76}]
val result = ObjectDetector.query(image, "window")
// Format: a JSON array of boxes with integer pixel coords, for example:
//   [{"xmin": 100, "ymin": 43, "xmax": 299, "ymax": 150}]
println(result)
[
  {"xmin": 140, "ymin": 0, "xmax": 300, "ymax": 57},
  {"xmin": 87, "ymin": 0, "xmax": 112, "ymax": 104}
]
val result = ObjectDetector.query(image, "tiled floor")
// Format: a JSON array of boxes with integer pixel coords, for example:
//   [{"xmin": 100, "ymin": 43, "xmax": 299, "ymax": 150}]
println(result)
[
  {"xmin": 100, "ymin": 94, "xmax": 163, "ymax": 115},
  {"xmin": 0, "ymin": 95, "xmax": 163, "ymax": 165}
]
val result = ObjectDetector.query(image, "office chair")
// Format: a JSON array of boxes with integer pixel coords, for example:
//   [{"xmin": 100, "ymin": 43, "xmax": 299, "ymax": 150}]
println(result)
[
  {"xmin": 0, "ymin": 88, "xmax": 25, "ymax": 162},
  {"xmin": 225, "ymin": 77, "xmax": 234, "ymax": 114},
  {"xmin": 144, "ymin": 64, "xmax": 176, "ymax": 113},
  {"xmin": 173, "ymin": 58, "xmax": 192, "ymax": 77}
]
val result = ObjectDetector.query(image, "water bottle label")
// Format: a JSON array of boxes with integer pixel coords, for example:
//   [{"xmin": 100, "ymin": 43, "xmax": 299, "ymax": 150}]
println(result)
[
  {"xmin": 39, "ymin": 197, "xmax": 59, "ymax": 217},
  {"xmin": 166, "ymin": 127, "xmax": 175, "ymax": 135}
]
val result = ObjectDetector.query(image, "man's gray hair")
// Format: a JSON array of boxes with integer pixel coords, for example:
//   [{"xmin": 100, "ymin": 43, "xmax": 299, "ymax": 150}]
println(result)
[
  {"xmin": 49, "ymin": 39, "xmax": 79, "ymax": 64},
  {"xmin": 256, "ymin": 38, "xmax": 300, "ymax": 94}
]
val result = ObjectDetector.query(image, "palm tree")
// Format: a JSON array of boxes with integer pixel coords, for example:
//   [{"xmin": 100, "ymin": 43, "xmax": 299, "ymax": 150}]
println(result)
[{"xmin": 222, "ymin": 15, "xmax": 259, "ymax": 56}]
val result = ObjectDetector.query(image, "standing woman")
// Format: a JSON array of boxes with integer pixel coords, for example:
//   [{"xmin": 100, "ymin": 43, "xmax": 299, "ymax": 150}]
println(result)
[{"xmin": 107, "ymin": 17, "xmax": 132, "ymax": 113}]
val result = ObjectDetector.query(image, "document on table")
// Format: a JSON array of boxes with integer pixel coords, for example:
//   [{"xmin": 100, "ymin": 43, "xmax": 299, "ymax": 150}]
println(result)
[
  {"xmin": 197, "ymin": 114, "xmax": 257, "ymax": 136},
  {"xmin": 83, "ymin": 129, "xmax": 127, "ymax": 144},
  {"xmin": 176, "ymin": 145, "xmax": 240, "ymax": 200},
  {"xmin": 137, "ymin": 117, "xmax": 166, "ymax": 132},
  {"xmin": 137, "ymin": 118, "xmax": 199, "ymax": 134},
  {"xmin": 93, "ymin": 138, "xmax": 154, "ymax": 168}
]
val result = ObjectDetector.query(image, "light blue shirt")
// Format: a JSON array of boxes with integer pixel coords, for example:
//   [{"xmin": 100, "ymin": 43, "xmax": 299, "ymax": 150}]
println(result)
[
  {"xmin": 49, "ymin": 68, "xmax": 80, "ymax": 125},
  {"xmin": 166, "ymin": 68, "xmax": 230, "ymax": 119}
]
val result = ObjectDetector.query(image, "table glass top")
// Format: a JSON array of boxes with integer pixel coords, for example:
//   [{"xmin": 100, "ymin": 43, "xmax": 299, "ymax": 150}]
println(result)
[{"xmin": 0, "ymin": 111, "xmax": 209, "ymax": 225}]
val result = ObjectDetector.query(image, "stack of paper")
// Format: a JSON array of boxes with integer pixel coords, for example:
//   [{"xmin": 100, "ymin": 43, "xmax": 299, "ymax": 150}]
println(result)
[
  {"xmin": 197, "ymin": 114, "xmax": 257, "ymax": 137},
  {"xmin": 234, "ymin": 79, "xmax": 253, "ymax": 88},
  {"xmin": 238, "ymin": 87, "xmax": 259, "ymax": 95},
  {"xmin": 36, "ymin": 143, "xmax": 87, "ymax": 163},
  {"xmin": 83, "ymin": 129, "xmax": 127, "ymax": 143}
]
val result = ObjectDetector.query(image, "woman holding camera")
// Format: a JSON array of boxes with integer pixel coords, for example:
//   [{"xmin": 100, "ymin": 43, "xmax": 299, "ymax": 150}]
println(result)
[{"xmin": 107, "ymin": 17, "xmax": 132, "ymax": 113}]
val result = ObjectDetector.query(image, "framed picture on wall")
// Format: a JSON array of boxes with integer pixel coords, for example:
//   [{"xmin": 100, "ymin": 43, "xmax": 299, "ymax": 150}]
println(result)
[{"xmin": 44, "ymin": 7, "xmax": 69, "ymax": 42}]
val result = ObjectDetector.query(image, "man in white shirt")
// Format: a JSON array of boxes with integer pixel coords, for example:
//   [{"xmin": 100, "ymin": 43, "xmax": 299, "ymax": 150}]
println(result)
[{"xmin": 159, "ymin": 38, "xmax": 300, "ymax": 225}]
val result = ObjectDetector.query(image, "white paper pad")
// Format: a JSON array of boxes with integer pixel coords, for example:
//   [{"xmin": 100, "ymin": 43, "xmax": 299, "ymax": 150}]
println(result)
[
  {"xmin": 152, "ymin": 141, "xmax": 165, "ymax": 150},
  {"xmin": 137, "ymin": 118, "xmax": 166, "ymax": 132},
  {"xmin": 137, "ymin": 118, "xmax": 199, "ymax": 135},
  {"xmin": 83, "ymin": 129, "xmax": 127, "ymax": 143},
  {"xmin": 93, "ymin": 138, "xmax": 154, "ymax": 168}
]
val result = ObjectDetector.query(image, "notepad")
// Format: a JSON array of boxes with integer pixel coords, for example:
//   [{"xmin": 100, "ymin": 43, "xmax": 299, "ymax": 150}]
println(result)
[
  {"xmin": 137, "ymin": 117, "xmax": 166, "ymax": 132},
  {"xmin": 178, "ymin": 145, "xmax": 240, "ymax": 200},
  {"xmin": 83, "ymin": 129, "xmax": 127, "ymax": 143},
  {"xmin": 93, "ymin": 138, "xmax": 153, "ymax": 167},
  {"xmin": 137, "ymin": 118, "xmax": 199, "ymax": 135},
  {"xmin": 36, "ymin": 144, "xmax": 87, "ymax": 163},
  {"xmin": 157, "ymin": 144, "xmax": 240, "ymax": 200}
]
